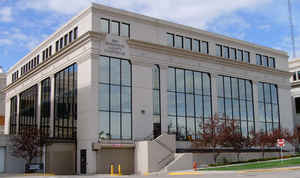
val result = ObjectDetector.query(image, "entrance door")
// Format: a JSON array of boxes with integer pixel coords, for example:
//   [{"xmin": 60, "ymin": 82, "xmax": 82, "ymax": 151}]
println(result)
[
  {"xmin": 153, "ymin": 123, "xmax": 161, "ymax": 139},
  {"xmin": 80, "ymin": 149, "xmax": 87, "ymax": 174}
]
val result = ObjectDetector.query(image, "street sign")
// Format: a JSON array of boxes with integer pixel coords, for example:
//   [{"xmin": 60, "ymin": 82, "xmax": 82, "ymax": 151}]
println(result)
[{"xmin": 277, "ymin": 139, "xmax": 285, "ymax": 147}]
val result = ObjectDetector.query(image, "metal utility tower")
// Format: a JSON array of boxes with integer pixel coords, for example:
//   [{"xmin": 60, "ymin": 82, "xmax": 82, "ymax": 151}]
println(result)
[{"xmin": 288, "ymin": 0, "xmax": 296, "ymax": 58}]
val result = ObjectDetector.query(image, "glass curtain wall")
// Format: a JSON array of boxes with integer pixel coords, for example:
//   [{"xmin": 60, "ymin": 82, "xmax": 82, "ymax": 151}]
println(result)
[
  {"xmin": 19, "ymin": 85, "xmax": 38, "ymax": 134},
  {"xmin": 168, "ymin": 67, "xmax": 212, "ymax": 140},
  {"xmin": 54, "ymin": 64, "xmax": 77, "ymax": 139},
  {"xmin": 258, "ymin": 82, "xmax": 280, "ymax": 133},
  {"xmin": 153, "ymin": 65, "xmax": 161, "ymax": 138},
  {"xmin": 217, "ymin": 76, "xmax": 255, "ymax": 137},
  {"xmin": 99, "ymin": 56, "xmax": 132, "ymax": 140},
  {"xmin": 40, "ymin": 78, "xmax": 51, "ymax": 137},
  {"xmin": 9, "ymin": 96, "xmax": 18, "ymax": 135}
]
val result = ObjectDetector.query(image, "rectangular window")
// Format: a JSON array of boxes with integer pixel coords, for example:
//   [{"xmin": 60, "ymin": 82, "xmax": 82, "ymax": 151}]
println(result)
[
  {"xmin": 60, "ymin": 37, "xmax": 63, "ymax": 49},
  {"xmin": 237, "ymin": 49, "xmax": 243, "ymax": 61},
  {"xmin": 167, "ymin": 33, "xmax": 174, "ymax": 47},
  {"xmin": 243, "ymin": 51, "xmax": 250, "ymax": 63},
  {"xmin": 45, "ymin": 48, "xmax": 48, "ymax": 59},
  {"xmin": 298, "ymin": 71, "xmax": 300, "ymax": 80},
  {"xmin": 99, "ymin": 56, "xmax": 132, "ymax": 140},
  {"xmin": 223, "ymin": 46, "xmax": 229, "ymax": 58},
  {"xmin": 56, "ymin": 40, "xmax": 59, "ymax": 52},
  {"xmin": 69, "ymin": 30, "xmax": 73, "ymax": 43},
  {"xmin": 269, "ymin": 57, "xmax": 275, "ymax": 68},
  {"xmin": 9, "ymin": 96, "xmax": 18, "ymax": 135},
  {"xmin": 216, "ymin": 44, "xmax": 222, "ymax": 57},
  {"xmin": 74, "ymin": 27, "xmax": 78, "ymax": 40},
  {"xmin": 54, "ymin": 64, "xmax": 77, "ymax": 139},
  {"xmin": 229, "ymin": 48, "xmax": 236, "ymax": 60},
  {"xmin": 256, "ymin": 54, "xmax": 262, "ymax": 65},
  {"xmin": 37, "ymin": 55, "xmax": 40, "ymax": 65},
  {"xmin": 111, "ymin": 21, "xmax": 120, "ymax": 35},
  {"xmin": 263, "ymin": 56, "xmax": 268, "ymax": 67},
  {"xmin": 168, "ymin": 67, "xmax": 212, "ymax": 140},
  {"xmin": 120, "ymin": 23, "xmax": 130, "ymax": 37},
  {"xmin": 49, "ymin": 46, "xmax": 52, "ymax": 57},
  {"xmin": 184, "ymin": 37, "xmax": 192, "ymax": 50},
  {"xmin": 42, "ymin": 51, "xmax": 45, "ymax": 61},
  {"xmin": 201, "ymin": 41, "xmax": 209, "ymax": 54},
  {"xmin": 192, "ymin": 39, "xmax": 200, "ymax": 52},
  {"xmin": 175, "ymin": 35, "xmax": 183, "ymax": 48},
  {"xmin": 19, "ymin": 85, "xmax": 38, "ymax": 135},
  {"xmin": 40, "ymin": 78, "xmax": 51, "ymax": 137},
  {"xmin": 64, "ymin": 34, "xmax": 68, "ymax": 46},
  {"xmin": 100, "ymin": 18, "xmax": 110, "ymax": 33}
]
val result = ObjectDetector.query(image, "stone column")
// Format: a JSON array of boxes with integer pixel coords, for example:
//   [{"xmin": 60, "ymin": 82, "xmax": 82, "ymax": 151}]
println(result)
[
  {"xmin": 49, "ymin": 75, "xmax": 55, "ymax": 138},
  {"xmin": 37, "ymin": 82, "xmax": 41, "ymax": 130},
  {"xmin": 160, "ymin": 64, "xmax": 169, "ymax": 134},
  {"xmin": 210, "ymin": 72, "xmax": 218, "ymax": 117},
  {"xmin": 252, "ymin": 80, "xmax": 259, "ymax": 132}
]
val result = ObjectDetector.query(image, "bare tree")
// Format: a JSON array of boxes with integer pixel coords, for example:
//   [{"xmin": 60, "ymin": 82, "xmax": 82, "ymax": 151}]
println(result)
[{"xmin": 10, "ymin": 128, "xmax": 42, "ymax": 173}]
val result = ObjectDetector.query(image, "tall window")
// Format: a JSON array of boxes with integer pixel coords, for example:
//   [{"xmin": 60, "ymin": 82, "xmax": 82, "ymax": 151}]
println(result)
[
  {"xmin": 295, "ymin": 97, "xmax": 300, "ymax": 114},
  {"xmin": 99, "ymin": 56, "xmax": 132, "ymax": 140},
  {"xmin": 153, "ymin": 65, "xmax": 161, "ymax": 138},
  {"xmin": 54, "ymin": 64, "xmax": 77, "ymax": 139},
  {"xmin": 217, "ymin": 76, "xmax": 254, "ymax": 137},
  {"xmin": 19, "ymin": 85, "xmax": 38, "ymax": 134},
  {"xmin": 258, "ymin": 82, "xmax": 280, "ymax": 133},
  {"xmin": 10, "ymin": 96, "xmax": 17, "ymax": 135},
  {"xmin": 168, "ymin": 67, "xmax": 212, "ymax": 140},
  {"xmin": 40, "ymin": 78, "xmax": 51, "ymax": 137}
]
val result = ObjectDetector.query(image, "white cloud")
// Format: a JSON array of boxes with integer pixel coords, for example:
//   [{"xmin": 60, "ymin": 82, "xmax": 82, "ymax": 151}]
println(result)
[
  {"xmin": 17, "ymin": 0, "xmax": 272, "ymax": 29},
  {"xmin": 0, "ymin": 39, "xmax": 13, "ymax": 46},
  {"xmin": 257, "ymin": 24, "xmax": 271, "ymax": 31},
  {"xmin": 0, "ymin": 7, "xmax": 12, "ymax": 22}
]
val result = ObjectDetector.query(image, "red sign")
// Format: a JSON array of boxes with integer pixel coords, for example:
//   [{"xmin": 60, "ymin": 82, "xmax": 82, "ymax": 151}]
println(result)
[{"xmin": 277, "ymin": 139, "xmax": 285, "ymax": 147}]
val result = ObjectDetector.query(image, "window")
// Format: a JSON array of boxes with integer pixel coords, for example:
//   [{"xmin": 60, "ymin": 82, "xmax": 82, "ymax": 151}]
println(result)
[
  {"xmin": 45, "ymin": 48, "xmax": 48, "ymax": 59},
  {"xmin": 120, "ymin": 23, "xmax": 130, "ymax": 37},
  {"xmin": 42, "ymin": 51, "xmax": 46, "ymax": 61},
  {"xmin": 269, "ymin": 57, "xmax": 275, "ymax": 68},
  {"xmin": 192, "ymin": 39, "xmax": 200, "ymax": 52},
  {"xmin": 60, "ymin": 37, "xmax": 63, "ymax": 49},
  {"xmin": 168, "ymin": 67, "xmax": 212, "ymax": 140},
  {"xmin": 69, "ymin": 30, "xmax": 73, "ymax": 43},
  {"xmin": 175, "ymin": 35, "xmax": 183, "ymax": 48},
  {"xmin": 64, "ymin": 34, "xmax": 68, "ymax": 46},
  {"xmin": 263, "ymin": 56, "xmax": 268, "ymax": 67},
  {"xmin": 19, "ymin": 85, "xmax": 38, "ymax": 135},
  {"xmin": 293, "ymin": 72, "xmax": 297, "ymax": 81},
  {"xmin": 295, "ymin": 97, "xmax": 300, "ymax": 114},
  {"xmin": 74, "ymin": 27, "xmax": 78, "ymax": 40},
  {"xmin": 100, "ymin": 18, "xmax": 110, "ymax": 33},
  {"xmin": 99, "ymin": 56, "xmax": 132, "ymax": 140},
  {"xmin": 111, "ymin": 21, "xmax": 120, "ymax": 35},
  {"xmin": 243, "ymin": 51, "xmax": 250, "ymax": 63},
  {"xmin": 230, "ymin": 48, "xmax": 236, "ymax": 60},
  {"xmin": 167, "ymin": 33, "xmax": 174, "ymax": 47},
  {"xmin": 54, "ymin": 64, "xmax": 77, "ymax": 139},
  {"xmin": 40, "ymin": 78, "xmax": 51, "ymax": 137},
  {"xmin": 237, "ymin": 49, "xmax": 243, "ymax": 61},
  {"xmin": 56, "ymin": 40, "xmax": 59, "ymax": 52},
  {"xmin": 37, "ymin": 55, "xmax": 40, "ymax": 65},
  {"xmin": 217, "ymin": 76, "xmax": 254, "ymax": 137},
  {"xmin": 201, "ymin": 41, "xmax": 209, "ymax": 54},
  {"xmin": 9, "ymin": 96, "xmax": 17, "ymax": 135},
  {"xmin": 49, "ymin": 46, "xmax": 52, "ymax": 57},
  {"xmin": 258, "ymin": 82, "xmax": 280, "ymax": 133},
  {"xmin": 216, "ymin": 44, "xmax": 222, "ymax": 57},
  {"xmin": 223, "ymin": 46, "xmax": 229, "ymax": 58},
  {"xmin": 153, "ymin": 65, "xmax": 161, "ymax": 138},
  {"xmin": 184, "ymin": 37, "xmax": 192, "ymax": 50},
  {"xmin": 256, "ymin": 54, "xmax": 262, "ymax": 65}
]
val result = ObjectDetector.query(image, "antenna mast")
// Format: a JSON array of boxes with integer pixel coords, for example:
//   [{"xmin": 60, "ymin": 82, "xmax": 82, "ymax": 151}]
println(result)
[{"xmin": 288, "ymin": 0, "xmax": 296, "ymax": 58}]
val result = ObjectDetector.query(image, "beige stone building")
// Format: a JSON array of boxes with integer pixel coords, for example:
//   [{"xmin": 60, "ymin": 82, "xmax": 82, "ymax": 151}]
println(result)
[
  {"xmin": 3, "ymin": 3, "xmax": 293, "ymax": 175},
  {"xmin": 0, "ymin": 66, "xmax": 6, "ymax": 134},
  {"xmin": 289, "ymin": 59, "xmax": 300, "ymax": 133}
]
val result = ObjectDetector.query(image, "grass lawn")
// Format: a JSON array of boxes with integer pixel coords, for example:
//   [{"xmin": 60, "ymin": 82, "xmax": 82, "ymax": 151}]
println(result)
[{"xmin": 201, "ymin": 157, "xmax": 300, "ymax": 171}]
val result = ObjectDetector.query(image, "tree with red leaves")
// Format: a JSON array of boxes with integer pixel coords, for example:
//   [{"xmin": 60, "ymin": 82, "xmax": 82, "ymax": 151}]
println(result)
[
  {"xmin": 10, "ymin": 128, "xmax": 42, "ymax": 173},
  {"xmin": 219, "ymin": 119, "xmax": 247, "ymax": 162},
  {"xmin": 192, "ymin": 114, "xmax": 223, "ymax": 163},
  {"xmin": 255, "ymin": 131, "xmax": 273, "ymax": 159}
]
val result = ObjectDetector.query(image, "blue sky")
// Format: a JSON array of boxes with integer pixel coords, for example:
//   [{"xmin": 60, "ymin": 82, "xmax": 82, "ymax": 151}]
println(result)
[{"xmin": 0, "ymin": 0, "xmax": 300, "ymax": 71}]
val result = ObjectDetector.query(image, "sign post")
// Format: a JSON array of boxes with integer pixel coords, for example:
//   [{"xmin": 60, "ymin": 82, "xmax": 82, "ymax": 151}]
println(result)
[{"xmin": 277, "ymin": 139, "xmax": 285, "ymax": 163}]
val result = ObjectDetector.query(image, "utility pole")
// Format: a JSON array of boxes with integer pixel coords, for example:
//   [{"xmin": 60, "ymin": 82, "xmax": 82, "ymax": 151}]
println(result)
[{"xmin": 288, "ymin": 0, "xmax": 296, "ymax": 58}]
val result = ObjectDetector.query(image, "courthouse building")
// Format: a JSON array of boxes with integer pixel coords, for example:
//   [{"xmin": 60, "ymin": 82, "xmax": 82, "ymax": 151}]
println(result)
[
  {"xmin": 3, "ymin": 3, "xmax": 293, "ymax": 175},
  {"xmin": 289, "ymin": 59, "xmax": 300, "ymax": 134}
]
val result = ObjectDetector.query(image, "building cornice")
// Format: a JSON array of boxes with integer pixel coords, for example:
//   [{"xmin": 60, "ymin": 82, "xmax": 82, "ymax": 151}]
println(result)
[
  {"xmin": 127, "ymin": 39, "xmax": 291, "ymax": 78},
  {"xmin": 2, "ymin": 31, "xmax": 105, "ymax": 93}
]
